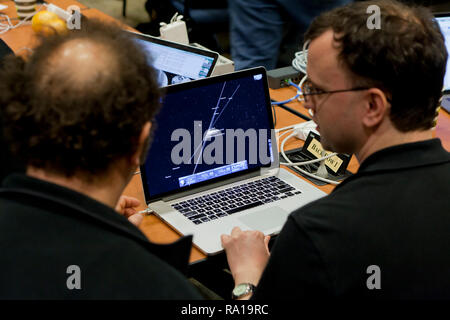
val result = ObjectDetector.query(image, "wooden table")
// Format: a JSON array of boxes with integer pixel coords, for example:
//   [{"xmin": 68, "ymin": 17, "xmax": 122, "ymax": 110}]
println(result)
[{"xmin": 2, "ymin": 0, "xmax": 450, "ymax": 264}]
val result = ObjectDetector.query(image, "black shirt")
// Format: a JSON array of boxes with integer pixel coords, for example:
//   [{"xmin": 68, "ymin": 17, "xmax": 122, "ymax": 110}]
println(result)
[
  {"xmin": 0, "ymin": 126, "xmax": 24, "ymax": 184},
  {"xmin": 0, "ymin": 41, "xmax": 24, "ymax": 183},
  {"xmin": 0, "ymin": 39, "xmax": 12, "ymax": 60},
  {"xmin": 253, "ymin": 139, "xmax": 450, "ymax": 299},
  {"xmin": 0, "ymin": 174, "xmax": 202, "ymax": 299}
]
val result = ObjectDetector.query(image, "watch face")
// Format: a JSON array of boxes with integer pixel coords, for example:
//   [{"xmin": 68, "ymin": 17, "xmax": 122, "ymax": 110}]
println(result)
[{"xmin": 234, "ymin": 283, "xmax": 248, "ymax": 296}]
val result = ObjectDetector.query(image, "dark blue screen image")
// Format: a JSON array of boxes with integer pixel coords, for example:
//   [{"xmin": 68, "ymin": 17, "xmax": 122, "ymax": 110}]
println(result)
[{"xmin": 142, "ymin": 72, "xmax": 273, "ymax": 198}]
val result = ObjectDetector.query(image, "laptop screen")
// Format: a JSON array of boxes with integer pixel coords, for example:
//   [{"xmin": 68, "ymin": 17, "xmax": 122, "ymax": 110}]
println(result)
[
  {"xmin": 127, "ymin": 32, "xmax": 218, "ymax": 87},
  {"xmin": 435, "ymin": 14, "xmax": 450, "ymax": 91},
  {"xmin": 141, "ymin": 67, "xmax": 274, "ymax": 201}
]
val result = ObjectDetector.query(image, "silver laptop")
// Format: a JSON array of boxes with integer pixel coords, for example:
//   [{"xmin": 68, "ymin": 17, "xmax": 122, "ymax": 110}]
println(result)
[
  {"xmin": 435, "ymin": 13, "xmax": 450, "ymax": 113},
  {"xmin": 140, "ymin": 67, "xmax": 326, "ymax": 255},
  {"xmin": 125, "ymin": 30, "xmax": 219, "ymax": 87}
]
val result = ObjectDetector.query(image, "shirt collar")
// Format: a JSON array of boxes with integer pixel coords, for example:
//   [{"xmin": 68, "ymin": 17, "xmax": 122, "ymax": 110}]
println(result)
[
  {"xmin": 358, "ymin": 138, "xmax": 449, "ymax": 173},
  {"xmin": 1, "ymin": 173, "xmax": 146, "ymax": 240}
]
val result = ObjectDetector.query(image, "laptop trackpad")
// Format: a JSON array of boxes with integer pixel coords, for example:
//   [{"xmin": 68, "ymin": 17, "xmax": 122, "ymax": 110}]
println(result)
[{"xmin": 238, "ymin": 208, "xmax": 289, "ymax": 232}]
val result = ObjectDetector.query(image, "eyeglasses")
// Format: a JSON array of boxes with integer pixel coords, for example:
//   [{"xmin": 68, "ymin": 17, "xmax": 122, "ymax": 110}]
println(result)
[{"xmin": 300, "ymin": 79, "xmax": 369, "ymax": 102}]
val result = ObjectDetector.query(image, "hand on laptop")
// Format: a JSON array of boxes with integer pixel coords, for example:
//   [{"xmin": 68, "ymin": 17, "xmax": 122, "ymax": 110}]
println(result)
[
  {"xmin": 116, "ymin": 195, "xmax": 144, "ymax": 227},
  {"xmin": 221, "ymin": 227, "xmax": 271, "ymax": 288}
]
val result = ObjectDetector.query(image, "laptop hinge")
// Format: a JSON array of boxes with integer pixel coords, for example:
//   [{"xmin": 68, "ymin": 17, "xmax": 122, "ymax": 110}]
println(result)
[{"xmin": 158, "ymin": 170, "xmax": 267, "ymax": 202}]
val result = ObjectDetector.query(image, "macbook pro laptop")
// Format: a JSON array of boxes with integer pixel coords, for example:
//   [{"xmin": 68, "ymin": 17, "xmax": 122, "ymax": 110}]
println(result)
[
  {"xmin": 126, "ymin": 31, "xmax": 219, "ymax": 87},
  {"xmin": 140, "ymin": 67, "xmax": 326, "ymax": 255},
  {"xmin": 435, "ymin": 13, "xmax": 450, "ymax": 112}
]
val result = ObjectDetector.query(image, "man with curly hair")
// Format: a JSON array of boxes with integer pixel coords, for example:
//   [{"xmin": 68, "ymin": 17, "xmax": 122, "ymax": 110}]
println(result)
[{"xmin": 0, "ymin": 20, "xmax": 201, "ymax": 299}]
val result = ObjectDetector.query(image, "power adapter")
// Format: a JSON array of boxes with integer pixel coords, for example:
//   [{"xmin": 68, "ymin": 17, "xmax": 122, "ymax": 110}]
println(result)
[
  {"xmin": 267, "ymin": 66, "xmax": 303, "ymax": 89},
  {"xmin": 160, "ymin": 14, "xmax": 189, "ymax": 45}
]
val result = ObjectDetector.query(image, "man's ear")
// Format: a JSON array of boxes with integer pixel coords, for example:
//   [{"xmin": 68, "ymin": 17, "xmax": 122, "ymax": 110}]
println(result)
[
  {"xmin": 132, "ymin": 121, "xmax": 151, "ymax": 167},
  {"xmin": 362, "ymin": 88, "xmax": 390, "ymax": 128}
]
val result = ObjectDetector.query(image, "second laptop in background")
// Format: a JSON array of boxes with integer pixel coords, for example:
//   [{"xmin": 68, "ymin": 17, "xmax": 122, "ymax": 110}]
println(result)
[{"xmin": 126, "ymin": 31, "xmax": 219, "ymax": 87}]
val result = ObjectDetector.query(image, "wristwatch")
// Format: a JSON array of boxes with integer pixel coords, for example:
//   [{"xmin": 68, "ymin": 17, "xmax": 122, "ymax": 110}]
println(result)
[{"xmin": 232, "ymin": 283, "xmax": 256, "ymax": 299}]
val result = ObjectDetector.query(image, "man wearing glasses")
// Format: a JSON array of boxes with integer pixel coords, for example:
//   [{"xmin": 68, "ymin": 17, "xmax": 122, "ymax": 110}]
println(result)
[{"xmin": 221, "ymin": 0, "xmax": 450, "ymax": 299}]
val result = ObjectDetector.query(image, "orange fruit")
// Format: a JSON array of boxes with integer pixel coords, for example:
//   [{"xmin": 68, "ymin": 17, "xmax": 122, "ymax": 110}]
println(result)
[
  {"xmin": 31, "ymin": 10, "xmax": 68, "ymax": 35},
  {"xmin": 45, "ymin": 18, "xmax": 68, "ymax": 35}
]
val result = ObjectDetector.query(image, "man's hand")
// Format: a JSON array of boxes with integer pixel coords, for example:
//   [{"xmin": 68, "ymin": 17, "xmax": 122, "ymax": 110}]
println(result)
[
  {"xmin": 221, "ymin": 227, "xmax": 271, "ymax": 287},
  {"xmin": 115, "ymin": 195, "xmax": 144, "ymax": 226}
]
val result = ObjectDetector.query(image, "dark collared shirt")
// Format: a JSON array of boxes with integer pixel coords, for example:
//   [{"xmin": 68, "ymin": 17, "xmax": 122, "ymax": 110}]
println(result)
[
  {"xmin": 254, "ymin": 139, "xmax": 450, "ymax": 299},
  {"xmin": 0, "ymin": 174, "xmax": 202, "ymax": 299}
]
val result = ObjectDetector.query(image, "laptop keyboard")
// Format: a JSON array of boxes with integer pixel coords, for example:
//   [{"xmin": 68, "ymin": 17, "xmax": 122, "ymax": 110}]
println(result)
[{"xmin": 171, "ymin": 176, "xmax": 302, "ymax": 225}]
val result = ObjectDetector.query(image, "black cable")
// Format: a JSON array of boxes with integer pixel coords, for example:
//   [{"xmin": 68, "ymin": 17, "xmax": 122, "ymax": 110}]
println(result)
[
  {"xmin": 272, "ymin": 105, "xmax": 277, "ymax": 127},
  {"xmin": 270, "ymin": 99, "xmax": 312, "ymax": 121}
]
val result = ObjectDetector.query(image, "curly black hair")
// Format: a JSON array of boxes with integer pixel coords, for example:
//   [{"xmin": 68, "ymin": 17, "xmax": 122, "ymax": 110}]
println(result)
[
  {"xmin": 0, "ymin": 19, "xmax": 161, "ymax": 179},
  {"xmin": 304, "ymin": 0, "xmax": 447, "ymax": 132}
]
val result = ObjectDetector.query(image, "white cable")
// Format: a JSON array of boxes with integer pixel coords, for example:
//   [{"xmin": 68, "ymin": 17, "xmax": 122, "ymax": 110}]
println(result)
[
  {"xmin": 281, "ymin": 131, "xmax": 339, "ymax": 184},
  {"xmin": 0, "ymin": 4, "xmax": 45, "ymax": 35},
  {"xmin": 297, "ymin": 74, "xmax": 307, "ymax": 102},
  {"xmin": 276, "ymin": 119, "xmax": 313, "ymax": 133},
  {"xmin": 276, "ymin": 124, "xmax": 300, "ymax": 133},
  {"xmin": 280, "ymin": 131, "xmax": 340, "ymax": 185},
  {"xmin": 0, "ymin": 14, "xmax": 13, "ymax": 34},
  {"xmin": 169, "ymin": 12, "xmax": 183, "ymax": 23},
  {"xmin": 280, "ymin": 152, "xmax": 337, "ymax": 166},
  {"xmin": 292, "ymin": 40, "xmax": 310, "ymax": 74},
  {"xmin": 137, "ymin": 208, "xmax": 153, "ymax": 215},
  {"xmin": 315, "ymin": 160, "xmax": 329, "ymax": 178},
  {"xmin": 292, "ymin": 51, "xmax": 307, "ymax": 74},
  {"xmin": 275, "ymin": 128, "xmax": 296, "ymax": 155},
  {"xmin": 277, "ymin": 121, "xmax": 318, "ymax": 144},
  {"xmin": 277, "ymin": 127, "xmax": 295, "ymax": 140}
]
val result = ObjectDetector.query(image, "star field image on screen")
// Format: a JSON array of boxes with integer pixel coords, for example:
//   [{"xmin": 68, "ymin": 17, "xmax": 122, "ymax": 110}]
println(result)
[{"xmin": 143, "ymin": 73, "xmax": 273, "ymax": 197}]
